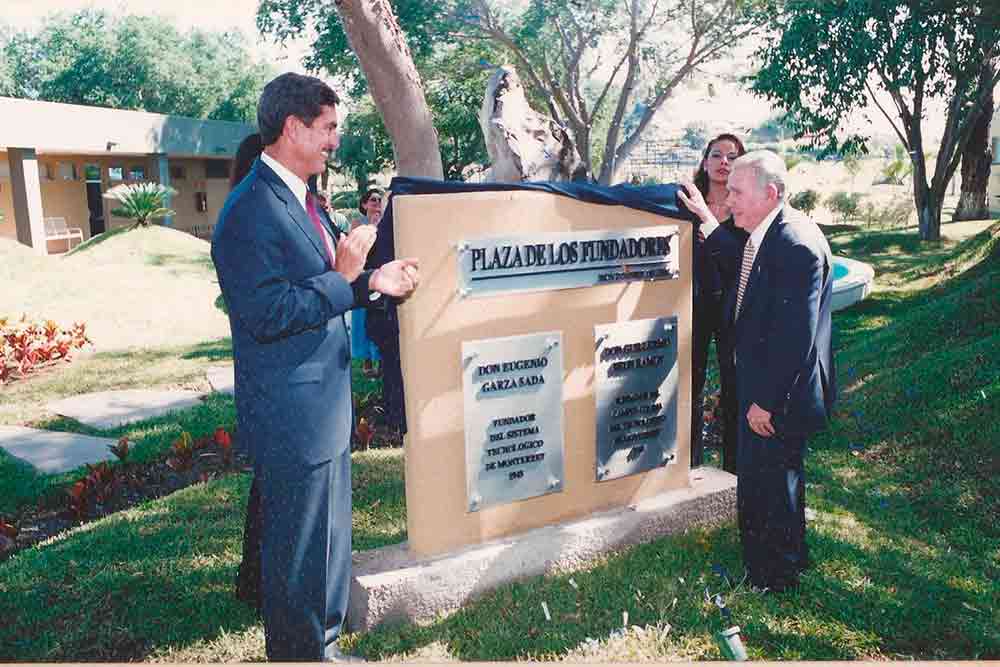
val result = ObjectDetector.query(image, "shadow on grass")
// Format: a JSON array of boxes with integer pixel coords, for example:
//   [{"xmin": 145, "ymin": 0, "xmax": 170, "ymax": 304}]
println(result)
[
  {"xmin": 182, "ymin": 338, "xmax": 233, "ymax": 362},
  {"xmin": 351, "ymin": 450, "xmax": 407, "ymax": 551},
  {"xmin": 0, "ymin": 474, "xmax": 261, "ymax": 661},
  {"xmin": 63, "ymin": 226, "xmax": 132, "ymax": 256},
  {"xmin": 145, "ymin": 252, "xmax": 215, "ymax": 273}
]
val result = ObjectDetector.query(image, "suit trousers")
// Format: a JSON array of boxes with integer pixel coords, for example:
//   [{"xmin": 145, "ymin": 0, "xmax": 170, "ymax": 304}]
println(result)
[
  {"xmin": 691, "ymin": 293, "xmax": 737, "ymax": 472},
  {"xmin": 235, "ymin": 474, "xmax": 263, "ymax": 610},
  {"xmin": 736, "ymin": 434, "xmax": 809, "ymax": 587},
  {"xmin": 372, "ymin": 335, "xmax": 407, "ymax": 433},
  {"xmin": 259, "ymin": 450, "xmax": 352, "ymax": 661}
]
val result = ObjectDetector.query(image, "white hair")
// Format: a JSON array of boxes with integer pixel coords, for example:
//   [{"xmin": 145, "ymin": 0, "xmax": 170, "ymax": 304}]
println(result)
[{"xmin": 734, "ymin": 150, "xmax": 787, "ymax": 199}]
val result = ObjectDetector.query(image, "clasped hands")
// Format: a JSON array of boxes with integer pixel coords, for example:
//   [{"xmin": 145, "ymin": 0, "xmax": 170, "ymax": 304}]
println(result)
[{"xmin": 334, "ymin": 223, "xmax": 420, "ymax": 299}]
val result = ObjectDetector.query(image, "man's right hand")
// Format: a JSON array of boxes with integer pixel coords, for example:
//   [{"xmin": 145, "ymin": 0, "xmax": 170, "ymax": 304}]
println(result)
[{"xmin": 334, "ymin": 224, "xmax": 377, "ymax": 283}]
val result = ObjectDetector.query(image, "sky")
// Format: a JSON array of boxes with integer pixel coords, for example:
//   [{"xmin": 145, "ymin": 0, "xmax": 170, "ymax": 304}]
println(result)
[
  {"xmin": 0, "ymin": 0, "xmax": 312, "ymax": 72},
  {"xmin": 1, "ymin": 0, "xmax": 944, "ymax": 146}
]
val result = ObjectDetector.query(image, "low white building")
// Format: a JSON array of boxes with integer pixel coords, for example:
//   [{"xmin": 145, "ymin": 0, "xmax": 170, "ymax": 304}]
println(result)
[{"xmin": 0, "ymin": 97, "xmax": 255, "ymax": 254}]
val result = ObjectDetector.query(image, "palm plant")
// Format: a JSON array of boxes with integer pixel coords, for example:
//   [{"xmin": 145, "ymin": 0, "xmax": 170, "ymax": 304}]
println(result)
[{"xmin": 102, "ymin": 182, "xmax": 177, "ymax": 227}]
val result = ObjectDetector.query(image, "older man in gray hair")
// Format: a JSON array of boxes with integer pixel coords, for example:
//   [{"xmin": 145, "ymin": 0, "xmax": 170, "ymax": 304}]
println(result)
[{"xmin": 700, "ymin": 149, "xmax": 836, "ymax": 592}]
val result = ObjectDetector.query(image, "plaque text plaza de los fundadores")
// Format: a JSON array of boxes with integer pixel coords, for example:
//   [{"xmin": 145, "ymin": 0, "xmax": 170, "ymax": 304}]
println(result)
[{"xmin": 457, "ymin": 227, "xmax": 679, "ymax": 298}]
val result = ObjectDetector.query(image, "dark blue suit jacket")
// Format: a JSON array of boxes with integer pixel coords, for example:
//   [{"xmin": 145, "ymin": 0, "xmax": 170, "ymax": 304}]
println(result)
[
  {"xmin": 211, "ymin": 159, "xmax": 372, "ymax": 467},
  {"xmin": 708, "ymin": 209, "xmax": 836, "ymax": 463}
]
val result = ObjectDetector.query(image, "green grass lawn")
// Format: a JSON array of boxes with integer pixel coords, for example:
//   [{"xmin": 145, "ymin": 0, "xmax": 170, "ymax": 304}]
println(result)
[
  {"xmin": 1, "ymin": 220, "xmax": 997, "ymax": 661},
  {"xmin": 0, "ymin": 227, "xmax": 236, "ymax": 515}
]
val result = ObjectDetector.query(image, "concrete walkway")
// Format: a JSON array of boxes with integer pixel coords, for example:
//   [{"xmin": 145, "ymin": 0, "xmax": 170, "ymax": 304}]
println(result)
[
  {"xmin": 2, "ymin": 379, "xmax": 239, "ymax": 474},
  {"xmin": 206, "ymin": 365, "xmax": 235, "ymax": 395},
  {"xmin": 46, "ymin": 389, "xmax": 205, "ymax": 430},
  {"xmin": 0, "ymin": 426, "xmax": 116, "ymax": 474}
]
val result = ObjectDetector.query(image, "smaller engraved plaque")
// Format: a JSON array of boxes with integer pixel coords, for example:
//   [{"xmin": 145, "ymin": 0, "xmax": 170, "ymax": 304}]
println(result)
[
  {"xmin": 462, "ymin": 332, "xmax": 565, "ymax": 511},
  {"xmin": 594, "ymin": 317, "xmax": 678, "ymax": 481}
]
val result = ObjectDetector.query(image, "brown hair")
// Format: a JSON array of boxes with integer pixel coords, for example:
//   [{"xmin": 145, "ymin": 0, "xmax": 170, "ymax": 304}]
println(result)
[
  {"xmin": 257, "ymin": 73, "xmax": 340, "ymax": 146},
  {"xmin": 358, "ymin": 187, "xmax": 384, "ymax": 215},
  {"xmin": 230, "ymin": 133, "xmax": 263, "ymax": 190},
  {"xmin": 693, "ymin": 133, "xmax": 747, "ymax": 197}
]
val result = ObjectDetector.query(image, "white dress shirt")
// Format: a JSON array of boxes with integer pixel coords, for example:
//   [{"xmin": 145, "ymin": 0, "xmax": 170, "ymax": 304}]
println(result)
[
  {"xmin": 261, "ymin": 152, "xmax": 307, "ymax": 213},
  {"xmin": 261, "ymin": 152, "xmax": 336, "ymax": 263}
]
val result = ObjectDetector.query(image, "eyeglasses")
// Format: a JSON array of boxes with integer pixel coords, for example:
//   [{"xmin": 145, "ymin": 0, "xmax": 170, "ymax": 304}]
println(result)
[{"xmin": 708, "ymin": 151, "xmax": 740, "ymax": 162}]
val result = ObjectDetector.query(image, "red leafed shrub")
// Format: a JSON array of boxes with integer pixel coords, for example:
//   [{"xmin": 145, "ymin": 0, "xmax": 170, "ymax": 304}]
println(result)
[
  {"xmin": 0, "ymin": 315, "xmax": 90, "ymax": 384},
  {"xmin": 66, "ymin": 481, "xmax": 89, "ymax": 519},
  {"xmin": 167, "ymin": 432, "xmax": 195, "ymax": 471},
  {"xmin": 108, "ymin": 436, "xmax": 132, "ymax": 463},
  {"xmin": 214, "ymin": 427, "xmax": 234, "ymax": 465},
  {"xmin": 64, "ymin": 463, "xmax": 121, "ymax": 520},
  {"xmin": 0, "ymin": 516, "xmax": 18, "ymax": 540}
]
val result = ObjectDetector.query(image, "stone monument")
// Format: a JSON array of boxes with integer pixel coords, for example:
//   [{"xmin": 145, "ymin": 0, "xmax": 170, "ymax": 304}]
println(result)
[{"xmin": 348, "ymin": 183, "xmax": 737, "ymax": 632}]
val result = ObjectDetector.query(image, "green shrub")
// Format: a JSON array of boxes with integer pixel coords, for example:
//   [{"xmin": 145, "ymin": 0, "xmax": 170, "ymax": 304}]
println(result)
[
  {"xmin": 861, "ymin": 196, "xmax": 914, "ymax": 228},
  {"xmin": 789, "ymin": 189, "xmax": 821, "ymax": 215},
  {"xmin": 826, "ymin": 191, "xmax": 864, "ymax": 223},
  {"xmin": 103, "ymin": 182, "xmax": 177, "ymax": 227},
  {"xmin": 879, "ymin": 144, "xmax": 913, "ymax": 185}
]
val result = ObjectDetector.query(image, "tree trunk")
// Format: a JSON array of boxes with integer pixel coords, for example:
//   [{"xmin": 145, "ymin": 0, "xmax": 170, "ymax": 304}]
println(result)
[
  {"xmin": 914, "ymin": 180, "xmax": 943, "ymax": 241},
  {"xmin": 908, "ymin": 128, "xmax": 942, "ymax": 241},
  {"xmin": 953, "ymin": 93, "xmax": 993, "ymax": 221},
  {"xmin": 333, "ymin": 0, "xmax": 443, "ymax": 179}
]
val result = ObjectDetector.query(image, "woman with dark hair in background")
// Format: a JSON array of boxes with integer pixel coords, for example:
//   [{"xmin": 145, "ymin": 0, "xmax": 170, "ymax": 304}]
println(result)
[
  {"xmin": 677, "ymin": 133, "xmax": 747, "ymax": 474},
  {"xmin": 351, "ymin": 188, "xmax": 384, "ymax": 378},
  {"xmin": 230, "ymin": 133, "xmax": 263, "ymax": 190},
  {"xmin": 228, "ymin": 132, "xmax": 265, "ymax": 612}
]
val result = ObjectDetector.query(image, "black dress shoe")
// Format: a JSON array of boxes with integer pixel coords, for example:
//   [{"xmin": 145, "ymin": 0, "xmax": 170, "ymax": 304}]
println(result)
[{"xmin": 234, "ymin": 569, "xmax": 262, "ymax": 611}]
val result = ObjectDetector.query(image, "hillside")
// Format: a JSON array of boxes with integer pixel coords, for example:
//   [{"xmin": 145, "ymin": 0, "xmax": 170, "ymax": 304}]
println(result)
[{"xmin": 0, "ymin": 226, "xmax": 229, "ymax": 351}]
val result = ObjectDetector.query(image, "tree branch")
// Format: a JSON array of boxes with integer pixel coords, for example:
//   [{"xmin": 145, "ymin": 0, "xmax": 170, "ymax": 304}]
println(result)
[{"xmin": 865, "ymin": 80, "xmax": 909, "ymax": 149}]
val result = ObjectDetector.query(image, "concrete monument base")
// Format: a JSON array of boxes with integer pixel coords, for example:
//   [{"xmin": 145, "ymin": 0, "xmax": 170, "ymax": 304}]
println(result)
[{"xmin": 348, "ymin": 466, "xmax": 736, "ymax": 632}]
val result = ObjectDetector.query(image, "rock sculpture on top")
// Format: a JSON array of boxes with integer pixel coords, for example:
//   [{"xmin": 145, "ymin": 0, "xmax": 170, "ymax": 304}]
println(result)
[{"xmin": 479, "ymin": 65, "xmax": 588, "ymax": 183}]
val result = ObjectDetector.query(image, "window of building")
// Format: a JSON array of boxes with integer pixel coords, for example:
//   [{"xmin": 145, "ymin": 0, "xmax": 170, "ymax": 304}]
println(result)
[
  {"xmin": 109, "ymin": 166, "xmax": 124, "ymax": 181},
  {"xmin": 169, "ymin": 165, "xmax": 186, "ymax": 180},
  {"xmin": 38, "ymin": 163, "xmax": 55, "ymax": 181},
  {"xmin": 58, "ymin": 162, "xmax": 78, "ymax": 181},
  {"xmin": 205, "ymin": 159, "xmax": 230, "ymax": 179},
  {"xmin": 993, "ymin": 137, "xmax": 1000, "ymax": 165},
  {"xmin": 129, "ymin": 166, "xmax": 146, "ymax": 181},
  {"xmin": 0, "ymin": 163, "xmax": 10, "ymax": 181}
]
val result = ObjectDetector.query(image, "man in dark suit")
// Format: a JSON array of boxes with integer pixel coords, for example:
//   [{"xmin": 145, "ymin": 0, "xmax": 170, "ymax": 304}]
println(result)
[
  {"xmin": 701, "ymin": 150, "xmax": 836, "ymax": 592},
  {"xmin": 212, "ymin": 73, "xmax": 419, "ymax": 661}
]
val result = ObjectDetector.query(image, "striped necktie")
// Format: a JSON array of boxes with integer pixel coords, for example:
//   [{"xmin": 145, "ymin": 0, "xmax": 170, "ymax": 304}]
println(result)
[{"xmin": 734, "ymin": 238, "xmax": 755, "ymax": 319}]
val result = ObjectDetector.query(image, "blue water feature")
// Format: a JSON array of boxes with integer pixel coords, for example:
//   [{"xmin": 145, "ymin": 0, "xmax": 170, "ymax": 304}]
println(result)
[
  {"xmin": 830, "ymin": 255, "xmax": 875, "ymax": 311},
  {"xmin": 832, "ymin": 261, "xmax": 849, "ymax": 281}
]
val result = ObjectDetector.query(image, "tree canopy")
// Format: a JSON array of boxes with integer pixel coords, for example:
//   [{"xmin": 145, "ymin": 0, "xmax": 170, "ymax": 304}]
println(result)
[
  {"xmin": 751, "ymin": 0, "xmax": 1000, "ymax": 240},
  {"xmin": 334, "ymin": 39, "xmax": 495, "ymax": 186},
  {"xmin": 259, "ymin": 0, "xmax": 767, "ymax": 184},
  {"xmin": 0, "ymin": 10, "xmax": 274, "ymax": 123}
]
